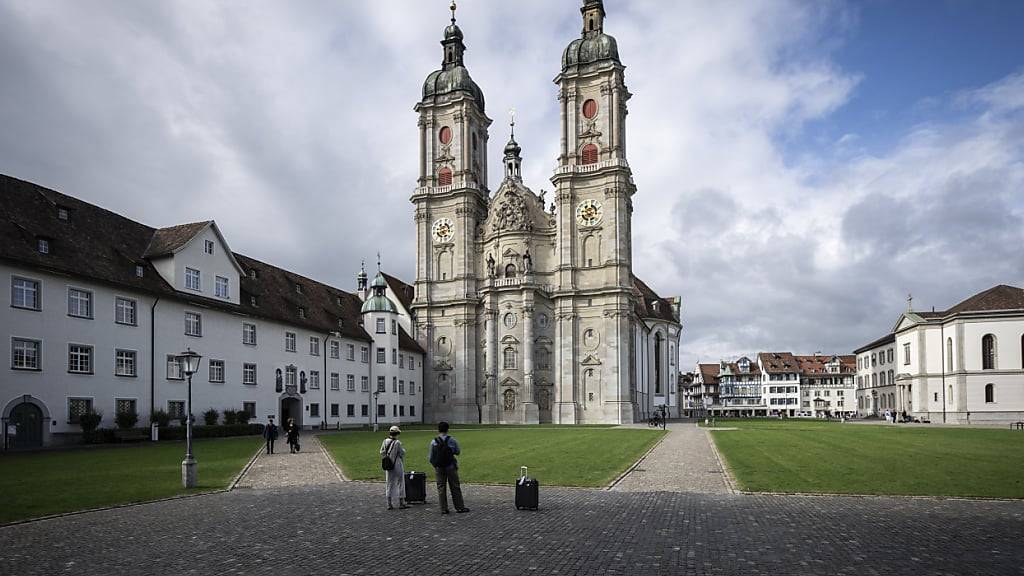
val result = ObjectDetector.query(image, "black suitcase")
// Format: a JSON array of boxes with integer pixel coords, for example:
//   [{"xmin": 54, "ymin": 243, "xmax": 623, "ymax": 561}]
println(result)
[
  {"xmin": 405, "ymin": 471, "xmax": 427, "ymax": 504},
  {"xmin": 515, "ymin": 466, "xmax": 539, "ymax": 510}
]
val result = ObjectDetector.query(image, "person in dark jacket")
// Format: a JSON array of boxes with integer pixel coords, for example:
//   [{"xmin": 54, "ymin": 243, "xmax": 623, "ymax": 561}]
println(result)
[
  {"xmin": 262, "ymin": 415, "xmax": 278, "ymax": 454},
  {"xmin": 428, "ymin": 421, "xmax": 469, "ymax": 515},
  {"xmin": 285, "ymin": 418, "xmax": 300, "ymax": 453}
]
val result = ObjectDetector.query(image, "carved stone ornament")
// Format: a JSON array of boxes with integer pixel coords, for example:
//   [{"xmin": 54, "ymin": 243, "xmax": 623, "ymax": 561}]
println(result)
[
  {"xmin": 492, "ymin": 189, "xmax": 532, "ymax": 234},
  {"xmin": 503, "ymin": 389, "xmax": 517, "ymax": 411}
]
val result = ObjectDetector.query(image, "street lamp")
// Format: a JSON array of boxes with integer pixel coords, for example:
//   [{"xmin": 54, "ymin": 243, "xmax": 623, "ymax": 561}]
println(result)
[
  {"xmin": 373, "ymin": 390, "xmax": 380, "ymax": 432},
  {"xmin": 177, "ymin": 348, "xmax": 202, "ymax": 488}
]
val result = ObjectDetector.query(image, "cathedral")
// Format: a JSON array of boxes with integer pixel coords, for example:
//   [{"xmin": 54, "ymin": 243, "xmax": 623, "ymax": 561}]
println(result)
[{"xmin": 411, "ymin": 0, "xmax": 682, "ymax": 425}]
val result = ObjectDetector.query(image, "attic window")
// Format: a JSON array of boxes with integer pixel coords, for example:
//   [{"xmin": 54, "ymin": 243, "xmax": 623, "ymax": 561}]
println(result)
[
  {"xmin": 135, "ymin": 265, "xmax": 145, "ymax": 278},
  {"xmin": 336, "ymin": 296, "xmax": 343, "ymax": 306},
  {"xmin": 652, "ymin": 301, "xmax": 660, "ymax": 313},
  {"xmin": 37, "ymin": 238, "xmax": 50, "ymax": 254},
  {"xmin": 249, "ymin": 269, "xmax": 257, "ymax": 280},
  {"xmin": 298, "ymin": 307, "xmax": 306, "ymax": 319},
  {"xmin": 250, "ymin": 296, "xmax": 258, "ymax": 307},
  {"xmin": 337, "ymin": 318, "xmax": 344, "ymax": 329},
  {"xmin": 57, "ymin": 207, "xmax": 69, "ymax": 221},
  {"xmin": 295, "ymin": 283, "xmax": 303, "ymax": 295},
  {"xmin": 204, "ymin": 240, "xmax": 214, "ymax": 255}
]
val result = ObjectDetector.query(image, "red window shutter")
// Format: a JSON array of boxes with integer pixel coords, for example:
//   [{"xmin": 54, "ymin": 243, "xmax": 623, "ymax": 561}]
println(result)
[
  {"xmin": 438, "ymin": 168, "xmax": 453, "ymax": 186},
  {"xmin": 581, "ymin": 144, "xmax": 598, "ymax": 165}
]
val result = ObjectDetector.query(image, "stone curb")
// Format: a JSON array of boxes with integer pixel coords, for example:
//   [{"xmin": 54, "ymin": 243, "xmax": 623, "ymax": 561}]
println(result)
[
  {"xmin": 734, "ymin": 490, "xmax": 1024, "ymax": 503},
  {"xmin": 604, "ymin": 429, "xmax": 670, "ymax": 491},
  {"xmin": 315, "ymin": 435, "xmax": 348, "ymax": 482},
  {"xmin": 703, "ymin": 427, "xmax": 738, "ymax": 494},
  {"xmin": 228, "ymin": 443, "xmax": 266, "ymax": 489}
]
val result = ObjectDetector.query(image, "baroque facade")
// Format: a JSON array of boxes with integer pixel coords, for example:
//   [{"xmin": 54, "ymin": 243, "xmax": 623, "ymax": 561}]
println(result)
[{"xmin": 411, "ymin": 1, "xmax": 682, "ymax": 425}]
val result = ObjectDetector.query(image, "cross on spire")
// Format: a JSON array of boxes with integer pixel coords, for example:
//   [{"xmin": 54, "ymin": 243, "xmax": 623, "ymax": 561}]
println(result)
[
  {"xmin": 377, "ymin": 252, "xmax": 382, "ymax": 272},
  {"xmin": 509, "ymin": 106, "xmax": 516, "ymax": 138},
  {"xmin": 450, "ymin": 0, "xmax": 457, "ymax": 24},
  {"xmin": 907, "ymin": 293, "xmax": 913, "ymax": 311}
]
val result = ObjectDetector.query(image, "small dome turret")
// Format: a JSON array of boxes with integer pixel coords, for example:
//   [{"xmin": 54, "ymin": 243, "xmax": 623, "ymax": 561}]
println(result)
[
  {"xmin": 420, "ymin": 1, "xmax": 486, "ymax": 112},
  {"xmin": 562, "ymin": 0, "xmax": 620, "ymax": 70},
  {"xmin": 361, "ymin": 271, "xmax": 397, "ymax": 314}
]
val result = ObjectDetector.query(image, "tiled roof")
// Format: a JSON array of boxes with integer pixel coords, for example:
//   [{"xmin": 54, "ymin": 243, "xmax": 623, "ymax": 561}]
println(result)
[
  {"xmin": 757, "ymin": 352, "xmax": 799, "ymax": 374},
  {"xmin": 398, "ymin": 326, "xmax": 425, "ymax": 354},
  {"xmin": 793, "ymin": 354, "xmax": 856, "ymax": 375},
  {"xmin": 143, "ymin": 221, "xmax": 212, "ymax": 258},
  {"xmin": 382, "ymin": 272, "xmax": 415, "ymax": 313},
  {"xmin": 697, "ymin": 363, "xmax": 720, "ymax": 383},
  {"xmin": 0, "ymin": 173, "xmax": 430, "ymax": 346},
  {"xmin": 942, "ymin": 284, "xmax": 1024, "ymax": 315},
  {"xmin": 632, "ymin": 275, "xmax": 678, "ymax": 323},
  {"xmin": 853, "ymin": 333, "xmax": 895, "ymax": 354}
]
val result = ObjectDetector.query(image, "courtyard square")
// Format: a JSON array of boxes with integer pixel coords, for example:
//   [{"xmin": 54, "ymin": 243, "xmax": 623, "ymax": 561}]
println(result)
[{"xmin": 1, "ymin": 482, "xmax": 1021, "ymax": 576}]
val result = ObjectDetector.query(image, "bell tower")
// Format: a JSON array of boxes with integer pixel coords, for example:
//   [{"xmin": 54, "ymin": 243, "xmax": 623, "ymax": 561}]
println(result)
[
  {"xmin": 412, "ymin": 1, "xmax": 492, "ymax": 424},
  {"xmin": 550, "ymin": 0, "xmax": 637, "ymax": 424}
]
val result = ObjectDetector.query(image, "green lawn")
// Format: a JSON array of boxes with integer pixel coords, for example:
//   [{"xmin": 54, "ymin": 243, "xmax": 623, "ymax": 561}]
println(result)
[
  {"xmin": 320, "ymin": 426, "xmax": 664, "ymax": 487},
  {"xmin": 0, "ymin": 437, "xmax": 261, "ymax": 524},
  {"xmin": 708, "ymin": 419, "xmax": 1024, "ymax": 498}
]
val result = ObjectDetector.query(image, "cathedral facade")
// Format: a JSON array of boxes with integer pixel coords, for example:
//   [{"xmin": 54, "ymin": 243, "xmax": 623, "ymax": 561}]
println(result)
[{"xmin": 411, "ymin": 0, "xmax": 681, "ymax": 425}]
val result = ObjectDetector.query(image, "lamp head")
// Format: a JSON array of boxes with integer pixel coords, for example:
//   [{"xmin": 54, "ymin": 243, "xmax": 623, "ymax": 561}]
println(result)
[{"xmin": 178, "ymin": 349, "xmax": 202, "ymax": 376}]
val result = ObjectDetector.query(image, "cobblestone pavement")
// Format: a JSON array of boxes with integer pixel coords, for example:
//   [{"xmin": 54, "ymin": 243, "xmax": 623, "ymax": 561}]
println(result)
[
  {"xmin": 2, "ymin": 483, "xmax": 1021, "ymax": 576},
  {"xmin": 613, "ymin": 422, "xmax": 730, "ymax": 494},
  {"xmin": 234, "ymin": 434, "xmax": 342, "ymax": 489}
]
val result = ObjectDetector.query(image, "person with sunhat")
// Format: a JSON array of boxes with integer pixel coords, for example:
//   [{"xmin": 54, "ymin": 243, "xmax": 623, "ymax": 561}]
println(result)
[{"xmin": 380, "ymin": 425, "xmax": 408, "ymax": 510}]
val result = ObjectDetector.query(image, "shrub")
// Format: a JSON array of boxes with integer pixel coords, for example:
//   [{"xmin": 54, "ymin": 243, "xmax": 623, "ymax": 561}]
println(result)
[
  {"xmin": 203, "ymin": 408, "xmax": 219, "ymax": 426},
  {"xmin": 222, "ymin": 409, "xmax": 238, "ymax": 426},
  {"xmin": 236, "ymin": 410, "xmax": 252, "ymax": 425},
  {"xmin": 156, "ymin": 423, "xmax": 263, "ymax": 441},
  {"xmin": 115, "ymin": 410, "xmax": 139, "ymax": 430},
  {"xmin": 150, "ymin": 409, "xmax": 171, "ymax": 428},
  {"xmin": 79, "ymin": 410, "xmax": 103, "ymax": 443}
]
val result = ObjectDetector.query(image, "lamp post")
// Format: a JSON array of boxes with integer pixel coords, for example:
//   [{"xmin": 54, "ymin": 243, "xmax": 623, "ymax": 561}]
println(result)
[
  {"xmin": 177, "ymin": 349, "xmax": 202, "ymax": 488},
  {"xmin": 373, "ymin": 390, "xmax": 380, "ymax": 433}
]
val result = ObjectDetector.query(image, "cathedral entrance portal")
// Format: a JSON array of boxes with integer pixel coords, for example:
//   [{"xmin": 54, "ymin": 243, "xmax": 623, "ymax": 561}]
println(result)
[
  {"xmin": 537, "ymin": 387, "xmax": 553, "ymax": 424},
  {"xmin": 280, "ymin": 397, "xmax": 302, "ymax": 429}
]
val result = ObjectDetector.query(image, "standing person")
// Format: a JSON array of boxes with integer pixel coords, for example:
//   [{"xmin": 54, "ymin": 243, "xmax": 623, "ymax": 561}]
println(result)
[
  {"xmin": 286, "ymin": 418, "xmax": 300, "ymax": 453},
  {"xmin": 428, "ymin": 421, "xmax": 469, "ymax": 515},
  {"xmin": 262, "ymin": 415, "xmax": 278, "ymax": 454},
  {"xmin": 380, "ymin": 426, "xmax": 408, "ymax": 510}
]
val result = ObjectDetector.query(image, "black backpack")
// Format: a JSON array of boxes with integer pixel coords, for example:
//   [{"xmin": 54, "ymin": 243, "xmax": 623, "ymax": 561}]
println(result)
[
  {"xmin": 381, "ymin": 439, "xmax": 395, "ymax": 471},
  {"xmin": 434, "ymin": 436, "xmax": 454, "ymax": 468}
]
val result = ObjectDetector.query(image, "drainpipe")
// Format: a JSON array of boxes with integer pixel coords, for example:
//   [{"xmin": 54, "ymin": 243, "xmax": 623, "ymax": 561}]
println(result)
[
  {"xmin": 150, "ymin": 296, "xmax": 160, "ymax": 421},
  {"xmin": 323, "ymin": 333, "xmax": 331, "ymax": 430},
  {"xmin": 940, "ymin": 322, "xmax": 947, "ymax": 424}
]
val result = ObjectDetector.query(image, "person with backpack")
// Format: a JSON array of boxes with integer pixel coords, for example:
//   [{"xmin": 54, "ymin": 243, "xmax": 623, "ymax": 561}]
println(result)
[
  {"xmin": 428, "ymin": 421, "xmax": 469, "ymax": 514},
  {"xmin": 380, "ymin": 425, "xmax": 408, "ymax": 510}
]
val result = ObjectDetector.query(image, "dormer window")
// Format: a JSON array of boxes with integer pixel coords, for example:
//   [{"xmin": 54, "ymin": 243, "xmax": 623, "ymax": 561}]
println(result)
[
  {"xmin": 250, "ymin": 296, "xmax": 258, "ymax": 307},
  {"xmin": 295, "ymin": 283, "xmax": 303, "ymax": 295},
  {"xmin": 204, "ymin": 240, "xmax": 214, "ymax": 255},
  {"xmin": 249, "ymin": 269, "xmax": 258, "ymax": 280},
  {"xmin": 298, "ymin": 307, "xmax": 306, "ymax": 319},
  {"xmin": 37, "ymin": 238, "xmax": 50, "ymax": 254},
  {"xmin": 336, "ymin": 296, "xmax": 343, "ymax": 306},
  {"xmin": 337, "ymin": 318, "xmax": 344, "ymax": 329},
  {"xmin": 135, "ymin": 265, "xmax": 145, "ymax": 278},
  {"xmin": 57, "ymin": 207, "xmax": 69, "ymax": 221},
  {"xmin": 185, "ymin": 268, "xmax": 201, "ymax": 291}
]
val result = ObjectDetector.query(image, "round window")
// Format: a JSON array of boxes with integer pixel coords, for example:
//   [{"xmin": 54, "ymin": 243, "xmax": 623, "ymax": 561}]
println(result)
[
  {"xmin": 582, "ymin": 99, "xmax": 598, "ymax": 119},
  {"xmin": 439, "ymin": 126, "xmax": 453, "ymax": 145},
  {"xmin": 503, "ymin": 312, "xmax": 518, "ymax": 329}
]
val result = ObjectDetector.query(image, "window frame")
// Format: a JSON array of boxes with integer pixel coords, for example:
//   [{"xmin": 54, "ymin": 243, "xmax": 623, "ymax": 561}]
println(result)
[
  {"xmin": 11, "ymin": 276, "xmax": 41, "ymax": 311},
  {"xmin": 166, "ymin": 355, "xmax": 184, "ymax": 380},
  {"xmin": 215, "ymin": 276, "xmax": 230, "ymax": 299},
  {"xmin": 115, "ymin": 349, "xmax": 137, "ymax": 377},
  {"xmin": 243, "ymin": 363, "xmax": 257, "ymax": 386},
  {"xmin": 209, "ymin": 359, "xmax": 225, "ymax": 383},
  {"xmin": 184, "ymin": 311, "xmax": 202, "ymax": 337},
  {"xmin": 309, "ymin": 370, "xmax": 320, "ymax": 390},
  {"xmin": 243, "ymin": 323, "xmax": 257, "ymax": 346},
  {"xmin": 67, "ymin": 287, "xmax": 93, "ymax": 319},
  {"xmin": 285, "ymin": 332, "xmax": 297, "ymax": 352},
  {"xmin": 11, "ymin": 337, "xmax": 42, "ymax": 370},
  {"xmin": 68, "ymin": 397, "xmax": 94, "ymax": 425},
  {"xmin": 184, "ymin": 267, "xmax": 201, "ymax": 291},
  {"xmin": 309, "ymin": 336, "xmax": 320, "ymax": 356},
  {"xmin": 114, "ymin": 296, "xmax": 138, "ymax": 326},
  {"xmin": 67, "ymin": 343, "xmax": 94, "ymax": 374}
]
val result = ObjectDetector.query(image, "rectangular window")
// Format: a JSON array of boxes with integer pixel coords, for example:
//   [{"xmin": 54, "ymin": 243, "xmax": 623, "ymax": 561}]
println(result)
[
  {"xmin": 331, "ymin": 404, "xmax": 339, "ymax": 417},
  {"xmin": 204, "ymin": 239, "xmax": 214, "ymax": 254},
  {"xmin": 392, "ymin": 376, "xmax": 398, "ymax": 393},
  {"xmin": 376, "ymin": 347, "xmax": 386, "ymax": 364},
  {"xmin": 243, "ymin": 323, "xmax": 257, "ymax": 345},
  {"xmin": 903, "ymin": 343, "xmax": 911, "ymax": 365},
  {"xmin": 887, "ymin": 349, "xmax": 894, "ymax": 363},
  {"xmin": 67, "ymin": 288, "xmax": 93, "ymax": 318},
  {"xmin": 115, "ymin": 297, "xmax": 137, "ymax": 326},
  {"xmin": 68, "ymin": 344, "xmax": 93, "ymax": 374},
  {"xmin": 346, "ymin": 374, "xmax": 355, "ymax": 391},
  {"xmin": 285, "ymin": 332, "xmax": 296, "ymax": 352},
  {"xmin": 116, "ymin": 398, "xmax": 136, "ymax": 416},
  {"xmin": 399, "ymin": 380, "xmax": 405, "ymax": 395},
  {"xmin": 309, "ymin": 403, "xmax": 320, "ymax": 418},
  {"xmin": 136, "ymin": 265, "xmax": 145, "ymax": 278},
  {"xmin": 185, "ymin": 312, "xmax": 202, "ymax": 336},
  {"xmin": 392, "ymin": 348, "xmax": 397, "ymax": 365},
  {"xmin": 285, "ymin": 365, "xmax": 297, "ymax": 386},
  {"xmin": 11, "ymin": 338, "xmax": 41, "ymax": 370},
  {"xmin": 392, "ymin": 405, "xmax": 397, "ymax": 417},
  {"xmin": 12, "ymin": 277, "xmax": 40, "ymax": 310},
  {"xmin": 361, "ymin": 376, "xmax": 369, "ymax": 392},
  {"xmin": 361, "ymin": 404, "xmax": 368, "ymax": 417},
  {"xmin": 38, "ymin": 238, "xmax": 49, "ymax": 253},
  {"xmin": 68, "ymin": 398, "xmax": 93, "ymax": 424},
  {"xmin": 391, "ymin": 319, "xmax": 396, "ymax": 335},
  {"xmin": 330, "ymin": 373, "xmax": 340, "ymax": 390},
  {"xmin": 310, "ymin": 370, "xmax": 320, "ymax": 390},
  {"xmin": 346, "ymin": 344, "xmax": 355, "ymax": 361},
  {"xmin": 361, "ymin": 346, "xmax": 369, "ymax": 363},
  {"xmin": 209, "ymin": 359, "xmax": 225, "ymax": 383},
  {"xmin": 410, "ymin": 406, "xmax": 415, "ymax": 417},
  {"xmin": 399, "ymin": 354, "xmax": 405, "ymax": 369},
  {"xmin": 309, "ymin": 337, "xmax": 320, "ymax": 356},
  {"xmin": 377, "ymin": 376, "xmax": 385, "ymax": 392},
  {"xmin": 115, "ymin": 350, "xmax": 137, "ymax": 377},
  {"xmin": 215, "ymin": 276, "xmax": 229, "ymax": 299},
  {"xmin": 400, "ymin": 405, "xmax": 405, "ymax": 417},
  {"xmin": 243, "ymin": 363, "xmax": 257, "ymax": 385},
  {"xmin": 347, "ymin": 404, "xmax": 355, "ymax": 417},
  {"xmin": 375, "ymin": 318, "xmax": 386, "ymax": 334},
  {"xmin": 168, "ymin": 401, "xmax": 185, "ymax": 419},
  {"xmin": 166, "ymin": 355, "xmax": 183, "ymax": 380},
  {"xmin": 243, "ymin": 402, "xmax": 256, "ymax": 419},
  {"xmin": 330, "ymin": 341, "xmax": 340, "ymax": 359},
  {"xmin": 410, "ymin": 381, "xmax": 415, "ymax": 396},
  {"xmin": 378, "ymin": 404, "xmax": 386, "ymax": 417},
  {"xmin": 185, "ymin": 267, "xmax": 201, "ymax": 291}
]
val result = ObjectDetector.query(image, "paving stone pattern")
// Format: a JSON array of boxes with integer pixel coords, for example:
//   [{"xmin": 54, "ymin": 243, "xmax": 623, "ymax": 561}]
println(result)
[
  {"xmin": 2, "ymin": 482, "xmax": 1021, "ymax": 576},
  {"xmin": 613, "ymin": 422, "xmax": 730, "ymax": 494},
  {"xmin": 234, "ymin": 434, "xmax": 342, "ymax": 489}
]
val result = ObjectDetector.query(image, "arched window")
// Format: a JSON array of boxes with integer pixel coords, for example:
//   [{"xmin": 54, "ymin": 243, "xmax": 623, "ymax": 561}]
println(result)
[
  {"xmin": 879, "ymin": 372, "xmax": 886, "ymax": 386},
  {"xmin": 948, "ymin": 385, "xmax": 953, "ymax": 404},
  {"xmin": 888, "ymin": 370, "xmax": 893, "ymax": 386},
  {"xmin": 981, "ymin": 334, "xmax": 996, "ymax": 370},
  {"xmin": 437, "ymin": 167, "xmax": 453, "ymax": 187},
  {"xmin": 889, "ymin": 393, "xmax": 895, "ymax": 408},
  {"xmin": 582, "ymin": 235, "xmax": 599, "ymax": 267},
  {"xmin": 871, "ymin": 373, "xmax": 876, "ymax": 387},
  {"xmin": 503, "ymin": 347, "xmax": 517, "ymax": 370},
  {"xmin": 985, "ymin": 383, "xmax": 994, "ymax": 403},
  {"xmin": 505, "ymin": 263, "xmax": 517, "ymax": 278},
  {"xmin": 437, "ymin": 250, "xmax": 453, "ymax": 281},
  {"xmin": 946, "ymin": 337, "xmax": 954, "ymax": 372},
  {"xmin": 580, "ymin": 144, "xmax": 598, "ymax": 165}
]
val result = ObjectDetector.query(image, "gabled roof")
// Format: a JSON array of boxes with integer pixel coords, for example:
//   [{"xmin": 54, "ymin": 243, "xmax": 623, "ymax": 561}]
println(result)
[
  {"xmin": 144, "ymin": 221, "xmax": 212, "ymax": 258},
  {"xmin": 943, "ymin": 284, "xmax": 1024, "ymax": 315},
  {"xmin": 398, "ymin": 326, "xmax": 425, "ymax": 355},
  {"xmin": 757, "ymin": 352, "xmax": 799, "ymax": 374},
  {"xmin": 632, "ymin": 275, "xmax": 678, "ymax": 323},
  {"xmin": 697, "ymin": 363, "xmax": 720, "ymax": 383},
  {"xmin": 853, "ymin": 333, "xmax": 895, "ymax": 355},
  {"xmin": 382, "ymin": 272, "xmax": 415, "ymax": 313},
  {"xmin": 793, "ymin": 354, "xmax": 856, "ymax": 375}
]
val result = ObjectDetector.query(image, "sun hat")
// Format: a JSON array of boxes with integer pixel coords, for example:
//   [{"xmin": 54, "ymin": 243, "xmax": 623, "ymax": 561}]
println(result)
[{"xmin": 389, "ymin": 425, "xmax": 401, "ymax": 434}]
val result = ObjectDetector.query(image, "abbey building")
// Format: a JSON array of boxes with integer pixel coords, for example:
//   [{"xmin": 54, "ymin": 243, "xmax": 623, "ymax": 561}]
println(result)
[{"xmin": 412, "ymin": 1, "xmax": 682, "ymax": 425}]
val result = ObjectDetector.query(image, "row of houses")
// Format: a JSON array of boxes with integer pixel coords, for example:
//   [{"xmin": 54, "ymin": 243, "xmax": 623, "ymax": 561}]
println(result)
[
  {"xmin": 1, "ymin": 174, "xmax": 425, "ymax": 449},
  {"xmin": 681, "ymin": 284, "xmax": 1024, "ymax": 423}
]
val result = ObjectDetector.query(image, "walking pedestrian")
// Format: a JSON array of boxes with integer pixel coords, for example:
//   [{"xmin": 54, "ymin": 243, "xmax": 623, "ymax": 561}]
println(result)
[
  {"xmin": 286, "ymin": 418, "xmax": 300, "ymax": 453},
  {"xmin": 380, "ymin": 425, "xmax": 408, "ymax": 510},
  {"xmin": 428, "ymin": 421, "xmax": 469, "ymax": 515},
  {"xmin": 262, "ymin": 415, "xmax": 278, "ymax": 454}
]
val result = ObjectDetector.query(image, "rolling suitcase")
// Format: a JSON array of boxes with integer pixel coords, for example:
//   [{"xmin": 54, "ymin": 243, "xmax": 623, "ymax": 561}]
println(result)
[
  {"xmin": 515, "ymin": 466, "xmax": 539, "ymax": 510},
  {"xmin": 404, "ymin": 470, "xmax": 427, "ymax": 504}
]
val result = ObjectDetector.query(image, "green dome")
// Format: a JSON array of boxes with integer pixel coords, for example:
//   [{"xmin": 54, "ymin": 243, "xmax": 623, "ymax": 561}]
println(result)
[
  {"xmin": 562, "ymin": 33, "xmax": 619, "ymax": 69},
  {"xmin": 423, "ymin": 66, "xmax": 486, "ymax": 111},
  {"xmin": 361, "ymin": 295, "xmax": 397, "ymax": 314}
]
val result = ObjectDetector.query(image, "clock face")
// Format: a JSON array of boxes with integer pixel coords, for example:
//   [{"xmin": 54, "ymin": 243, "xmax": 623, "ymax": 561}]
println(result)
[
  {"xmin": 432, "ymin": 218, "xmax": 454, "ymax": 242},
  {"xmin": 576, "ymin": 199, "xmax": 603, "ymax": 226}
]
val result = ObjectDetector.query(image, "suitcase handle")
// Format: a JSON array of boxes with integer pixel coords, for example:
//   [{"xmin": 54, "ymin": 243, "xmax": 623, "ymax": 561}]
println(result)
[{"xmin": 519, "ymin": 466, "xmax": 528, "ymax": 485}]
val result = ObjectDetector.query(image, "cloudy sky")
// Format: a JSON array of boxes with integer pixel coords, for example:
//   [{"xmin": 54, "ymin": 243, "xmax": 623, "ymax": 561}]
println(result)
[{"xmin": 2, "ymin": 0, "xmax": 1023, "ymax": 367}]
